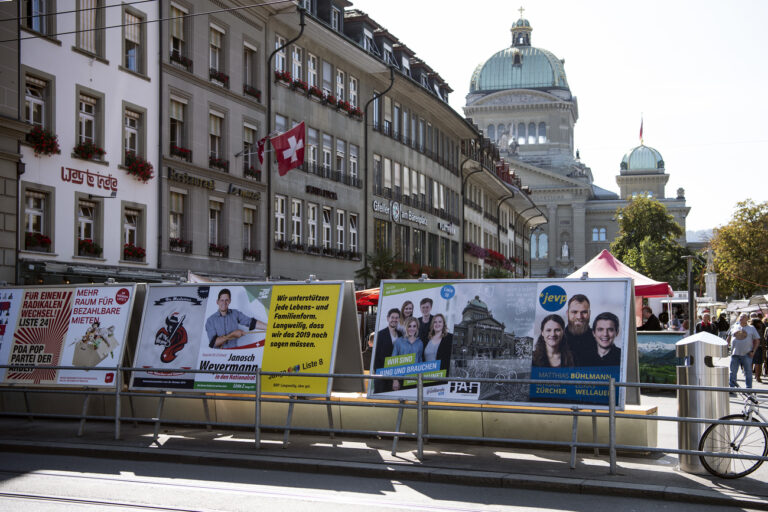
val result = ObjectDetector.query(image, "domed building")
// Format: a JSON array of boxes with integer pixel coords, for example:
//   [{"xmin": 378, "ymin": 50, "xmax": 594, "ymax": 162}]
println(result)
[{"xmin": 464, "ymin": 12, "xmax": 688, "ymax": 277}]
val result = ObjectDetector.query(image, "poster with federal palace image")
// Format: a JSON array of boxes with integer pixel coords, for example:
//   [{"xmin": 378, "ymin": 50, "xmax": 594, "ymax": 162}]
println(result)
[{"xmin": 368, "ymin": 278, "xmax": 632, "ymax": 409}]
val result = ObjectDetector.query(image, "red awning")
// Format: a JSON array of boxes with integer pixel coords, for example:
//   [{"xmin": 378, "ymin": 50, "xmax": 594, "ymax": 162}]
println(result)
[
  {"xmin": 567, "ymin": 249, "xmax": 673, "ymax": 297},
  {"xmin": 355, "ymin": 288, "xmax": 380, "ymax": 310}
]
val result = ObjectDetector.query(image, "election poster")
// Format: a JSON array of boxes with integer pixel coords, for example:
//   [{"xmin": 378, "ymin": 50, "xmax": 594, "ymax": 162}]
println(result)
[
  {"xmin": 368, "ymin": 278, "xmax": 631, "ymax": 409},
  {"xmin": 130, "ymin": 282, "xmax": 344, "ymax": 396},
  {"xmin": 0, "ymin": 285, "xmax": 136, "ymax": 387}
]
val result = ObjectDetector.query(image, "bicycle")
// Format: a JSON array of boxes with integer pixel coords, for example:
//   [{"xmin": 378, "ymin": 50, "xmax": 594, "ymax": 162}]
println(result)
[{"xmin": 698, "ymin": 391, "xmax": 768, "ymax": 478}]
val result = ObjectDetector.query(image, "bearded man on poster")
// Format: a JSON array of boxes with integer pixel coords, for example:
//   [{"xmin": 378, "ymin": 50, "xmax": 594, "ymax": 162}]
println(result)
[{"xmin": 562, "ymin": 294, "xmax": 597, "ymax": 366}]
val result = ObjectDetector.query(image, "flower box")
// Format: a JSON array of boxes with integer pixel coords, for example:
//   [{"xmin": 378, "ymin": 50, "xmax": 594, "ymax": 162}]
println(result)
[
  {"xmin": 78, "ymin": 238, "xmax": 102, "ymax": 257},
  {"xmin": 209, "ymin": 68, "xmax": 229, "ymax": 87},
  {"xmin": 170, "ymin": 51, "xmax": 192, "ymax": 70},
  {"xmin": 288, "ymin": 242, "xmax": 305, "ymax": 252},
  {"xmin": 209, "ymin": 243, "xmax": 229, "ymax": 258},
  {"xmin": 324, "ymin": 94, "xmax": 337, "ymax": 106},
  {"xmin": 25, "ymin": 231, "xmax": 51, "ymax": 251},
  {"xmin": 244, "ymin": 166, "xmax": 261, "ymax": 180},
  {"xmin": 337, "ymin": 100, "xmax": 351, "ymax": 113},
  {"xmin": 26, "ymin": 126, "xmax": 61, "ymax": 156},
  {"xmin": 322, "ymin": 247, "xmax": 336, "ymax": 257},
  {"xmin": 169, "ymin": 238, "xmax": 192, "ymax": 253},
  {"xmin": 243, "ymin": 249, "xmax": 261, "ymax": 261},
  {"xmin": 124, "ymin": 152, "xmax": 154, "ymax": 183},
  {"xmin": 243, "ymin": 84, "xmax": 261, "ymax": 101},
  {"xmin": 274, "ymin": 69, "xmax": 292, "ymax": 83},
  {"xmin": 308, "ymin": 86, "xmax": 325, "ymax": 100},
  {"xmin": 170, "ymin": 144, "xmax": 192, "ymax": 161},
  {"xmin": 73, "ymin": 140, "xmax": 105, "ymax": 160},
  {"xmin": 349, "ymin": 107, "xmax": 363, "ymax": 119},
  {"xmin": 275, "ymin": 239, "xmax": 288, "ymax": 250},
  {"xmin": 306, "ymin": 245, "xmax": 321, "ymax": 255},
  {"xmin": 123, "ymin": 242, "xmax": 146, "ymax": 261},
  {"xmin": 291, "ymin": 79, "xmax": 308, "ymax": 92},
  {"xmin": 209, "ymin": 155, "xmax": 229, "ymax": 172}
]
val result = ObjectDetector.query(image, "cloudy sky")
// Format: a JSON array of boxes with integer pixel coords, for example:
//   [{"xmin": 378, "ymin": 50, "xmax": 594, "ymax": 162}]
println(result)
[{"xmin": 348, "ymin": 0, "xmax": 768, "ymax": 234}]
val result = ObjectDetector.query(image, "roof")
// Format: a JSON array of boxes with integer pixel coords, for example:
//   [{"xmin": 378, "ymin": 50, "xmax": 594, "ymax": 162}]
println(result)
[{"xmin": 567, "ymin": 250, "xmax": 673, "ymax": 297}]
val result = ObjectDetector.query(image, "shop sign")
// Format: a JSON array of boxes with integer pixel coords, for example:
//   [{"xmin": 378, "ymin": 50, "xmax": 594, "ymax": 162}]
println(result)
[
  {"xmin": 372, "ymin": 199, "xmax": 390, "ymax": 216},
  {"xmin": 306, "ymin": 185, "xmax": 337, "ymax": 200},
  {"xmin": 61, "ymin": 166, "xmax": 118, "ymax": 192},
  {"xmin": 167, "ymin": 168, "xmax": 214, "ymax": 190},
  {"xmin": 438, "ymin": 221, "xmax": 457, "ymax": 236},
  {"xmin": 227, "ymin": 183, "xmax": 259, "ymax": 201}
]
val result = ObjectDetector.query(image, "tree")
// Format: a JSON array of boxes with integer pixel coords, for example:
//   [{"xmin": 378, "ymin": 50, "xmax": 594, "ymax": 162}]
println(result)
[
  {"xmin": 354, "ymin": 249, "xmax": 402, "ymax": 288},
  {"xmin": 610, "ymin": 196, "xmax": 691, "ymax": 289},
  {"xmin": 710, "ymin": 200, "xmax": 768, "ymax": 298}
]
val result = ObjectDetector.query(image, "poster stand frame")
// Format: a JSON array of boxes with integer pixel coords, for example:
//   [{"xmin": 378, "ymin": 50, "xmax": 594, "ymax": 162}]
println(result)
[
  {"xmin": 77, "ymin": 391, "xmax": 91, "ymax": 436},
  {"xmin": 567, "ymin": 407, "xmax": 601, "ymax": 469},
  {"xmin": 390, "ymin": 398, "xmax": 429, "ymax": 455},
  {"xmin": 150, "ymin": 393, "xmax": 214, "ymax": 444},
  {"xmin": 280, "ymin": 395, "xmax": 335, "ymax": 447}
]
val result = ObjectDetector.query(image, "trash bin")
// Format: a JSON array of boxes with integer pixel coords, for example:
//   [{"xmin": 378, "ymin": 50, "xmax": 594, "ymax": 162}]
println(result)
[{"xmin": 676, "ymin": 333, "xmax": 729, "ymax": 474}]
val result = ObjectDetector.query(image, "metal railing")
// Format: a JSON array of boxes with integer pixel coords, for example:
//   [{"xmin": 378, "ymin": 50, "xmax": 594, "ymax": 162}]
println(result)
[{"xmin": 1, "ymin": 364, "xmax": 766, "ymax": 476}]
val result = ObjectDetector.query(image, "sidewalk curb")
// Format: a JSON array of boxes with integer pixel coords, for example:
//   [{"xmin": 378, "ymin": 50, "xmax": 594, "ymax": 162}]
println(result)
[{"xmin": 2, "ymin": 439, "xmax": 767, "ymax": 510}]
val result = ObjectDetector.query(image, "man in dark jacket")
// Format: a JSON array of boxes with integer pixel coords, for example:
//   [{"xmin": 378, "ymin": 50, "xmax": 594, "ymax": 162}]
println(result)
[
  {"xmin": 371, "ymin": 308, "xmax": 400, "ymax": 393},
  {"xmin": 695, "ymin": 311, "xmax": 718, "ymax": 335},
  {"xmin": 637, "ymin": 306, "xmax": 662, "ymax": 331}
]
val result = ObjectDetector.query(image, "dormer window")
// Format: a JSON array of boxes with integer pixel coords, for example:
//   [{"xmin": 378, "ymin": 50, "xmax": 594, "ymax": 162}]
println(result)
[
  {"xmin": 383, "ymin": 43, "xmax": 393, "ymax": 65},
  {"xmin": 512, "ymin": 49, "xmax": 522, "ymax": 66},
  {"xmin": 401, "ymin": 56, "xmax": 410, "ymax": 76},
  {"xmin": 331, "ymin": 7, "xmax": 340, "ymax": 31},
  {"xmin": 363, "ymin": 29, "xmax": 375, "ymax": 53}
]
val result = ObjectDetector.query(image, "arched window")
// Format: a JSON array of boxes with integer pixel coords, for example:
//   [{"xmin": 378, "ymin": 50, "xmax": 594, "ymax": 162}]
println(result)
[
  {"xmin": 517, "ymin": 123, "xmax": 526, "ymax": 145},
  {"xmin": 538, "ymin": 233, "xmax": 548, "ymax": 259},
  {"xmin": 530, "ymin": 232, "xmax": 537, "ymax": 259},
  {"xmin": 592, "ymin": 227, "xmax": 599, "ymax": 242},
  {"xmin": 487, "ymin": 124, "xmax": 495, "ymax": 141},
  {"xmin": 497, "ymin": 124, "xmax": 505, "ymax": 142},
  {"xmin": 528, "ymin": 122, "xmax": 536, "ymax": 144},
  {"xmin": 538, "ymin": 122, "xmax": 547, "ymax": 143},
  {"xmin": 599, "ymin": 228, "xmax": 606, "ymax": 241}
]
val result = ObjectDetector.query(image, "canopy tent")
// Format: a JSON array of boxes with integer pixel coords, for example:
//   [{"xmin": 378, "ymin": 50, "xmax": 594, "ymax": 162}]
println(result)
[
  {"xmin": 355, "ymin": 288, "xmax": 379, "ymax": 311},
  {"xmin": 567, "ymin": 249, "xmax": 673, "ymax": 298}
]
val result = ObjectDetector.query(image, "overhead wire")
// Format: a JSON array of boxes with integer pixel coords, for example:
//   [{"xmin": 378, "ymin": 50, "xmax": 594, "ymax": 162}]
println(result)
[
  {"xmin": 0, "ymin": 0, "xmax": 157, "ymax": 23},
  {"xmin": 2, "ymin": 0, "xmax": 296, "ymax": 44}
]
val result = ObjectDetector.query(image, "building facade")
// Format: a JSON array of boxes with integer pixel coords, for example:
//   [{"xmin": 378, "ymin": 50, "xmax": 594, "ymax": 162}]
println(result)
[
  {"xmin": 18, "ymin": 0, "xmax": 162, "ymax": 284},
  {"xmin": 464, "ymin": 14, "xmax": 688, "ymax": 277}
]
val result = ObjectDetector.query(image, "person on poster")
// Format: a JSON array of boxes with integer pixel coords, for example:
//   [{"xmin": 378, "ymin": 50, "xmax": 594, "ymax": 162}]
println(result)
[
  {"xmin": 422, "ymin": 313, "xmax": 453, "ymax": 376},
  {"xmin": 205, "ymin": 288, "xmax": 267, "ymax": 349},
  {"xmin": 398, "ymin": 300, "xmax": 415, "ymax": 336},
  {"xmin": 391, "ymin": 316, "xmax": 424, "ymax": 391},
  {"xmin": 417, "ymin": 298, "xmax": 434, "ymax": 342},
  {"xmin": 372, "ymin": 308, "xmax": 400, "ymax": 393},
  {"xmin": 562, "ymin": 295, "xmax": 596, "ymax": 366},
  {"xmin": 532, "ymin": 314, "xmax": 574, "ymax": 368},
  {"xmin": 578, "ymin": 312, "xmax": 622, "ymax": 367}
]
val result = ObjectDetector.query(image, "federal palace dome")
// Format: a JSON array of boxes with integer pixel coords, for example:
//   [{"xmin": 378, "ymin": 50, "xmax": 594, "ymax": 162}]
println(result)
[
  {"xmin": 620, "ymin": 145, "xmax": 665, "ymax": 172},
  {"xmin": 469, "ymin": 15, "xmax": 569, "ymax": 94}
]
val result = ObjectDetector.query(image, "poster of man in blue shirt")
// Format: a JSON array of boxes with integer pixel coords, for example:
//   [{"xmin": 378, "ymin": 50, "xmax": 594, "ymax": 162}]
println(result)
[{"xmin": 205, "ymin": 288, "xmax": 267, "ymax": 349}]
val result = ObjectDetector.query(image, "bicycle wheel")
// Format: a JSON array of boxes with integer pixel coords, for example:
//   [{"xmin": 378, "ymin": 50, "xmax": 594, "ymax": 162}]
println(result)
[{"xmin": 698, "ymin": 414, "xmax": 768, "ymax": 478}]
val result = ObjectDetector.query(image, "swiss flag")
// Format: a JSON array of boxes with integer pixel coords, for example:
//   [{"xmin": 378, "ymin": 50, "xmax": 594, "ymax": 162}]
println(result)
[
  {"xmin": 256, "ymin": 136, "xmax": 267, "ymax": 166},
  {"xmin": 271, "ymin": 122, "xmax": 305, "ymax": 176}
]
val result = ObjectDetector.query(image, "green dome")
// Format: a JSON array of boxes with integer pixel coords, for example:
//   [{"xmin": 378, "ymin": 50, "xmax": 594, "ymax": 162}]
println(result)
[
  {"xmin": 469, "ymin": 46, "xmax": 569, "ymax": 93},
  {"xmin": 514, "ymin": 18, "xmax": 531, "ymax": 28},
  {"xmin": 620, "ymin": 145, "xmax": 665, "ymax": 172}
]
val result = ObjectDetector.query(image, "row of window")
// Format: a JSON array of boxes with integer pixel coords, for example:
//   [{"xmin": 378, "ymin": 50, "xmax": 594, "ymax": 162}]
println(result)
[
  {"xmin": 25, "ymin": 72, "xmax": 147, "ymax": 164},
  {"xmin": 372, "ymin": 155, "xmax": 460, "ymax": 221},
  {"xmin": 24, "ymin": 1, "xmax": 149, "ymax": 76},
  {"xmin": 273, "ymin": 196, "xmax": 358, "ymax": 253},
  {"xmin": 487, "ymin": 122, "xmax": 548, "ymax": 146},
  {"xmin": 168, "ymin": 191, "xmax": 259, "ymax": 256},
  {"xmin": 169, "ymin": 3, "xmax": 261, "ymax": 95},
  {"xmin": 372, "ymin": 94, "xmax": 460, "ymax": 171},
  {"xmin": 24, "ymin": 186, "xmax": 145, "ymax": 260},
  {"xmin": 169, "ymin": 96, "xmax": 262, "ymax": 176},
  {"xmin": 373, "ymin": 219, "xmax": 460, "ymax": 272},
  {"xmin": 275, "ymin": 35, "xmax": 359, "ymax": 108}
]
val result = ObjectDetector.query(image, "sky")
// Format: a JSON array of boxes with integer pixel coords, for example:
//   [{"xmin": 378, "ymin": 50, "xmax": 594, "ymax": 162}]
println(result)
[{"xmin": 347, "ymin": 0, "xmax": 768, "ymax": 234}]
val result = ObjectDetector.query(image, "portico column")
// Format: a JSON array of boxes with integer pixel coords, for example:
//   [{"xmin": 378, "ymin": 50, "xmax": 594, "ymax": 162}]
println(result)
[
  {"xmin": 547, "ymin": 205, "xmax": 557, "ymax": 269},
  {"xmin": 572, "ymin": 205, "xmax": 585, "ymax": 268}
]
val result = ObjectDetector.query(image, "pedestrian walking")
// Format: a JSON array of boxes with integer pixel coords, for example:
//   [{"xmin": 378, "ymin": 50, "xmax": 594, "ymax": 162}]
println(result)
[
  {"xmin": 751, "ymin": 313, "xmax": 766, "ymax": 383},
  {"xmin": 727, "ymin": 313, "xmax": 762, "ymax": 389}
]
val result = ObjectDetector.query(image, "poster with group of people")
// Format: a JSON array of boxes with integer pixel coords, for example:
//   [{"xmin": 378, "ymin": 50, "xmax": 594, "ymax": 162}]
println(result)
[
  {"xmin": 369, "ymin": 278, "xmax": 631, "ymax": 408},
  {"xmin": 130, "ymin": 282, "xmax": 345, "ymax": 396},
  {"xmin": 0, "ymin": 285, "xmax": 135, "ymax": 387}
]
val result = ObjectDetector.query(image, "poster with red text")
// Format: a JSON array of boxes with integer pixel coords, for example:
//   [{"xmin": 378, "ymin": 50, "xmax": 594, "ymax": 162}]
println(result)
[{"xmin": 0, "ymin": 285, "xmax": 135, "ymax": 388}]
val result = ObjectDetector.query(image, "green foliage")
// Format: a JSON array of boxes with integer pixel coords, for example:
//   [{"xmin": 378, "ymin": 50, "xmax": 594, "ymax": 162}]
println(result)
[
  {"xmin": 354, "ymin": 249, "xmax": 402, "ymax": 288},
  {"xmin": 710, "ymin": 200, "xmax": 768, "ymax": 298},
  {"xmin": 483, "ymin": 266, "xmax": 512, "ymax": 278},
  {"xmin": 610, "ymin": 196, "xmax": 690, "ymax": 289}
]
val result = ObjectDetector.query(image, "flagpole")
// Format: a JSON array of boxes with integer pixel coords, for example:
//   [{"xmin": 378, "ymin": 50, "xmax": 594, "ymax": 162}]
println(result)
[{"xmin": 265, "ymin": 7, "xmax": 305, "ymax": 279}]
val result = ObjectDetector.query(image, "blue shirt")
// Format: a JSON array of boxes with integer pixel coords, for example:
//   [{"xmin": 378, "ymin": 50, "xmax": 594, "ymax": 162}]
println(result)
[
  {"xmin": 205, "ymin": 309, "xmax": 256, "ymax": 348},
  {"xmin": 391, "ymin": 337, "xmax": 424, "ymax": 363}
]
